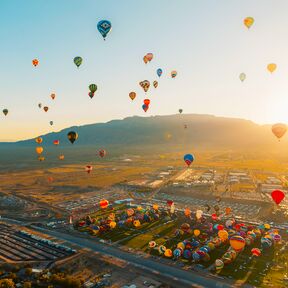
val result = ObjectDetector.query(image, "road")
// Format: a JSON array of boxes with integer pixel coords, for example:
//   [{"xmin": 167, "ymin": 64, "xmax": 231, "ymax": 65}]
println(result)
[{"xmin": 29, "ymin": 225, "xmax": 238, "ymax": 288}]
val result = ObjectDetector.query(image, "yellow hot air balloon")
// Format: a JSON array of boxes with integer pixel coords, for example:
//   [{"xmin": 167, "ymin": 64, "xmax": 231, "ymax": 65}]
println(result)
[
  {"xmin": 109, "ymin": 221, "xmax": 117, "ymax": 229},
  {"xmin": 243, "ymin": 17, "xmax": 254, "ymax": 29},
  {"xmin": 35, "ymin": 137, "xmax": 43, "ymax": 144},
  {"xmin": 164, "ymin": 249, "xmax": 173, "ymax": 257},
  {"xmin": 133, "ymin": 220, "xmax": 141, "ymax": 227},
  {"xmin": 36, "ymin": 146, "xmax": 44, "ymax": 155},
  {"xmin": 267, "ymin": 63, "xmax": 277, "ymax": 73},
  {"xmin": 272, "ymin": 123, "xmax": 287, "ymax": 140},
  {"xmin": 218, "ymin": 230, "xmax": 228, "ymax": 241},
  {"xmin": 153, "ymin": 204, "xmax": 159, "ymax": 210},
  {"xmin": 194, "ymin": 229, "xmax": 200, "ymax": 237},
  {"xmin": 239, "ymin": 73, "xmax": 246, "ymax": 82}
]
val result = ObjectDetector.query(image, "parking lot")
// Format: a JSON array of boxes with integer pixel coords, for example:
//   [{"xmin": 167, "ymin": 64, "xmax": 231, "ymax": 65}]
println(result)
[{"xmin": 0, "ymin": 223, "xmax": 76, "ymax": 262}]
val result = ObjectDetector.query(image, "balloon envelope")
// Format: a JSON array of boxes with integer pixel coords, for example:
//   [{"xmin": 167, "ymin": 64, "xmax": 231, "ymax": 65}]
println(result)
[
  {"xmin": 2, "ymin": 109, "xmax": 8, "ymax": 116},
  {"xmin": 184, "ymin": 154, "xmax": 194, "ymax": 167},
  {"xmin": 97, "ymin": 20, "xmax": 112, "ymax": 40},
  {"xmin": 74, "ymin": 56, "xmax": 83, "ymax": 68},
  {"xmin": 239, "ymin": 73, "xmax": 246, "ymax": 82},
  {"xmin": 267, "ymin": 63, "xmax": 277, "ymax": 73},
  {"xmin": 272, "ymin": 123, "xmax": 287, "ymax": 140},
  {"xmin": 271, "ymin": 190, "xmax": 285, "ymax": 205},
  {"xmin": 243, "ymin": 17, "xmax": 254, "ymax": 29},
  {"xmin": 67, "ymin": 131, "xmax": 78, "ymax": 144},
  {"xmin": 129, "ymin": 92, "xmax": 136, "ymax": 100},
  {"xmin": 157, "ymin": 68, "xmax": 162, "ymax": 77}
]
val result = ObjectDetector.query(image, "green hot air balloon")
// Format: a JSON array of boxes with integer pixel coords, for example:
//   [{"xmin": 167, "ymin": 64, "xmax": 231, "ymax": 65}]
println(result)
[
  {"xmin": 74, "ymin": 56, "xmax": 82, "ymax": 68},
  {"xmin": 89, "ymin": 84, "xmax": 97, "ymax": 93},
  {"xmin": 67, "ymin": 131, "xmax": 78, "ymax": 144}
]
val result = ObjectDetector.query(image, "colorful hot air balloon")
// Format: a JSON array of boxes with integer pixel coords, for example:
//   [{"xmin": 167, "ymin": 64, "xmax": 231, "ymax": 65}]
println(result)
[
  {"xmin": 89, "ymin": 84, "xmax": 97, "ymax": 93},
  {"xmin": 97, "ymin": 20, "xmax": 112, "ymax": 40},
  {"xmin": 239, "ymin": 73, "xmax": 246, "ymax": 82},
  {"xmin": 157, "ymin": 68, "xmax": 162, "ymax": 77},
  {"xmin": 143, "ymin": 99, "xmax": 150, "ymax": 106},
  {"xmin": 171, "ymin": 70, "xmax": 177, "ymax": 78},
  {"xmin": 215, "ymin": 259, "xmax": 224, "ymax": 273},
  {"xmin": 272, "ymin": 123, "xmax": 287, "ymax": 140},
  {"xmin": 67, "ymin": 131, "xmax": 78, "ymax": 144},
  {"xmin": 53, "ymin": 140, "xmax": 60, "ymax": 146},
  {"xmin": 43, "ymin": 106, "xmax": 49, "ymax": 112},
  {"xmin": 271, "ymin": 190, "xmax": 285, "ymax": 205},
  {"xmin": 218, "ymin": 230, "xmax": 228, "ymax": 241},
  {"xmin": 267, "ymin": 63, "xmax": 277, "ymax": 73},
  {"xmin": 2, "ymin": 109, "xmax": 8, "ymax": 116},
  {"xmin": 32, "ymin": 59, "xmax": 39, "ymax": 67},
  {"xmin": 243, "ymin": 17, "xmax": 254, "ymax": 29},
  {"xmin": 143, "ymin": 55, "xmax": 148, "ymax": 64},
  {"xmin": 146, "ymin": 53, "xmax": 153, "ymax": 62},
  {"xmin": 85, "ymin": 165, "xmax": 93, "ymax": 174},
  {"xmin": 36, "ymin": 147, "xmax": 44, "ymax": 155},
  {"xmin": 74, "ymin": 56, "xmax": 83, "ymax": 68},
  {"xmin": 99, "ymin": 199, "xmax": 109, "ymax": 209},
  {"xmin": 229, "ymin": 235, "xmax": 245, "ymax": 252},
  {"xmin": 35, "ymin": 137, "xmax": 43, "ymax": 144},
  {"xmin": 142, "ymin": 104, "xmax": 149, "ymax": 112},
  {"xmin": 99, "ymin": 149, "xmax": 106, "ymax": 158},
  {"xmin": 164, "ymin": 249, "xmax": 173, "ymax": 257},
  {"xmin": 153, "ymin": 80, "xmax": 158, "ymax": 88},
  {"xmin": 149, "ymin": 241, "xmax": 157, "ymax": 248},
  {"xmin": 50, "ymin": 93, "xmax": 56, "ymax": 100},
  {"xmin": 139, "ymin": 80, "xmax": 150, "ymax": 93},
  {"xmin": 184, "ymin": 154, "xmax": 194, "ymax": 167},
  {"xmin": 251, "ymin": 248, "xmax": 261, "ymax": 257},
  {"xmin": 129, "ymin": 92, "xmax": 136, "ymax": 101}
]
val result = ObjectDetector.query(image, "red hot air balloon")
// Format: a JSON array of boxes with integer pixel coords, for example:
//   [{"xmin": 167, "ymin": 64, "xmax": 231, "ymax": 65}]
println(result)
[
  {"xmin": 43, "ymin": 106, "xmax": 49, "ymax": 112},
  {"xmin": 271, "ymin": 190, "xmax": 285, "ymax": 205},
  {"xmin": 53, "ymin": 140, "xmax": 60, "ymax": 146},
  {"xmin": 144, "ymin": 99, "xmax": 150, "ymax": 106},
  {"xmin": 99, "ymin": 149, "xmax": 106, "ymax": 158},
  {"xmin": 99, "ymin": 199, "xmax": 109, "ymax": 209},
  {"xmin": 167, "ymin": 200, "xmax": 174, "ymax": 207}
]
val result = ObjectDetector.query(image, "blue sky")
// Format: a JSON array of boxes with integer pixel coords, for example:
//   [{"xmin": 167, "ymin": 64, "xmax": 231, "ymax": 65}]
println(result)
[{"xmin": 1, "ymin": 0, "xmax": 288, "ymax": 141}]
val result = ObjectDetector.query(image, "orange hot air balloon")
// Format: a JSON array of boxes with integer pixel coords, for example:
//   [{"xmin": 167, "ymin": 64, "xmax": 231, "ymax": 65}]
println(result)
[
  {"xmin": 99, "ymin": 199, "xmax": 109, "ymax": 209},
  {"xmin": 47, "ymin": 177, "xmax": 53, "ymax": 183},
  {"xmin": 153, "ymin": 204, "xmax": 159, "ymax": 210},
  {"xmin": 50, "ymin": 93, "xmax": 56, "ymax": 100},
  {"xmin": 184, "ymin": 208, "xmax": 191, "ymax": 217},
  {"xmin": 35, "ymin": 137, "xmax": 43, "ymax": 144},
  {"xmin": 272, "ymin": 123, "xmax": 287, "ymax": 140},
  {"xmin": 229, "ymin": 235, "xmax": 245, "ymax": 252},
  {"xmin": 43, "ymin": 106, "xmax": 49, "ymax": 112},
  {"xmin": 243, "ymin": 17, "xmax": 254, "ymax": 29},
  {"xmin": 53, "ymin": 140, "xmax": 60, "ymax": 146},
  {"xmin": 225, "ymin": 207, "xmax": 232, "ymax": 215},
  {"xmin": 146, "ymin": 53, "xmax": 153, "ymax": 62},
  {"xmin": 32, "ymin": 59, "xmax": 39, "ymax": 67},
  {"xmin": 129, "ymin": 92, "xmax": 136, "ymax": 100},
  {"xmin": 144, "ymin": 99, "xmax": 150, "ymax": 106},
  {"xmin": 35, "ymin": 147, "xmax": 44, "ymax": 155},
  {"xmin": 58, "ymin": 154, "xmax": 65, "ymax": 160},
  {"xmin": 143, "ymin": 55, "xmax": 148, "ymax": 64},
  {"xmin": 267, "ymin": 63, "xmax": 277, "ymax": 73}
]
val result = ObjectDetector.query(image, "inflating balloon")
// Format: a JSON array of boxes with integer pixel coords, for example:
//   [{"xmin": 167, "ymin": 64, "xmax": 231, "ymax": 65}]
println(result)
[
  {"xmin": 251, "ymin": 248, "xmax": 261, "ymax": 257},
  {"xmin": 230, "ymin": 235, "xmax": 245, "ymax": 252},
  {"xmin": 32, "ymin": 59, "xmax": 39, "ymax": 67},
  {"xmin": 97, "ymin": 20, "xmax": 112, "ymax": 40},
  {"xmin": 67, "ymin": 131, "xmax": 78, "ymax": 144},
  {"xmin": 267, "ymin": 63, "xmax": 277, "ymax": 73},
  {"xmin": 129, "ymin": 92, "xmax": 136, "ymax": 100},
  {"xmin": 271, "ymin": 190, "xmax": 285, "ymax": 205},
  {"xmin": 272, "ymin": 123, "xmax": 287, "ymax": 140},
  {"xmin": 74, "ymin": 56, "xmax": 83, "ymax": 68},
  {"xmin": 2, "ymin": 109, "xmax": 8, "ymax": 116},
  {"xmin": 157, "ymin": 68, "xmax": 162, "ymax": 77},
  {"xmin": 99, "ymin": 199, "xmax": 109, "ymax": 209},
  {"xmin": 184, "ymin": 154, "xmax": 194, "ymax": 167},
  {"xmin": 243, "ymin": 17, "xmax": 254, "ymax": 29}
]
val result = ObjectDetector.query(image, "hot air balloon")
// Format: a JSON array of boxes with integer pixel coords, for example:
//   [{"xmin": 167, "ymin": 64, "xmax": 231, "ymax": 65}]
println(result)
[
  {"xmin": 85, "ymin": 165, "xmax": 93, "ymax": 174},
  {"xmin": 38, "ymin": 156, "xmax": 45, "ymax": 161},
  {"xmin": 267, "ymin": 63, "xmax": 277, "ymax": 73},
  {"xmin": 164, "ymin": 249, "xmax": 173, "ymax": 257},
  {"xmin": 143, "ymin": 55, "xmax": 148, "ymax": 64},
  {"xmin": 251, "ymin": 248, "xmax": 261, "ymax": 257},
  {"xmin": 43, "ymin": 106, "xmax": 49, "ymax": 112},
  {"xmin": 35, "ymin": 137, "xmax": 43, "ymax": 144},
  {"xmin": 2, "ymin": 109, "xmax": 8, "ymax": 116},
  {"xmin": 50, "ymin": 93, "xmax": 56, "ymax": 100},
  {"xmin": 225, "ymin": 207, "xmax": 232, "ymax": 215},
  {"xmin": 89, "ymin": 84, "xmax": 97, "ymax": 93},
  {"xmin": 184, "ymin": 154, "xmax": 194, "ymax": 167},
  {"xmin": 99, "ymin": 149, "xmax": 106, "ymax": 158},
  {"xmin": 36, "ymin": 147, "xmax": 44, "ymax": 155},
  {"xmin": 59, "ymin": 154, "xmax": 65, "ymax": 160},
  {"xmin": 195, "ymin": 210, "xmax": 203, "ymax": 220},
  {"xmin": 97, "ymin": 20, "xmax": 112, "ymax": 40},
  {"xmin": 129, "ymin": 92, "xmax": 136, "ymax": 100},
  {"xmin": 158, "ymin": 245, "xmax": 166, "ymax": 254},
  {"xmin": 215, "ymin": 259, "xmax": 224, "ymax": 273},
  {"xmin": 67, "ymin": 131, "xmax": 78, "ymax": 144},
  {"xmin": 179, "ymin": 109, "xmax": 183, "ymax": 114},
  {"xmin": 157, "ymin": 68, "xmax": 162, "ymax": 77},
  {"xmin": 239, "ymin": 73, "xmax": 246, "ymax": 82},
  {"xmin": 74, "ymin": 56, "xmax": 83, "ymax": 68},
  {"xmin": 109, "ymin": 221, "xmax": 117, "ymax": 229},
  {"xmin": 272, "ymin": 123, "xmax": 287, "ymax": 140},
  {"xmin": 53, "ymin": 140, "xmax": 60, "ymax": 146},
  {"xmin": 139, "ymin": 80, "xmax": 150, "ymax": 93},
  {"xmin": 243, "ymin": 17, "xmax": 254, "ymax": 29},
  {"xmin": 50, "ymin": 121, "xmax": 53, "ymax": 126},
  {"xmin": 171, "ymin": 70, "xmax": 177, "ymax": 78},
  {"xmin": 230, "ymin": 235, "xmax": 245, "ymax": 252},
  {"xmin": 142, "ymin": 104, "xmax": 149, "ymax": 112},
  {"xmin": 149, "ymin": 241, "xmax": 157, "ymax": 248},
  {"xmin": 271, "ymin": 190, "xmax": 285, "ymax": 205},
  {"xmin": 143, "ymin": 99, "xmax": 150, "ymax": 106},
  {"xmin": 99, "ymin": 199, "xmax": 109, "ymax": 209},
  {"xmin": 146, "ymin": 53, "xmax": 153, "ymax": 62},
  {"xmin": 184, "ymin": 208, "xmax": 191, "ymax": 217},
  {"xmin": 38, "ymin": 103, "xmax": 42, "ymax": 109},
  {"xmin": 32, "ymin": 59, "xmax": 39, "ymax": 67},
  {"xmin": 218, "ymin": 230, "xmax": 228, "ymax": 241},
  {"xmin": 153, "ymin": 80, "xmax": 158, "ymax": 88},
  {"xmin": 194, "ymin": 229, "xmax": 200, "ymax": 237}
]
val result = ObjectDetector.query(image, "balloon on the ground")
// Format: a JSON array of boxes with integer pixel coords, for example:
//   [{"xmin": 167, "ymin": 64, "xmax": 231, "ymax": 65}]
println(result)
[
  {"xmin": 230, "ymin": 235, "xmax": 245, "ymax": 252},
  {"xmin": 99, "ymin": 199, "xmax": 109, "ymax": 209}
]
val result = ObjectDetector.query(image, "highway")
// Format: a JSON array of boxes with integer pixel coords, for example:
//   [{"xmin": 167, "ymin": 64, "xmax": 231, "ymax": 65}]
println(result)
[{"xmin": 29, "ymin": 225, "xmax": 238, "ymax": 288}]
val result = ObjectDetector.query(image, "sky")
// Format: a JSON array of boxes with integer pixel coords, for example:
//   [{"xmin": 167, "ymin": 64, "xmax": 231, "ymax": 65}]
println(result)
[{"xmin": 1, "ymin": 0, "xmax": 288, "ymax": 141}]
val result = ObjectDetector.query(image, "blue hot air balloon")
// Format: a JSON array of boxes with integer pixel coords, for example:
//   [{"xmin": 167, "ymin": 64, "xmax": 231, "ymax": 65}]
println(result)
[
  {"xmin": 157, "ymin": 68, "xmax": 163, "ymax": 77},
  {"xmin": 97, "ymin": 20, "xmax": 112, "ymax": 40},
  {"xmin": 184, "ymin": 154, "xmax": 194, "ymax": 167}
]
